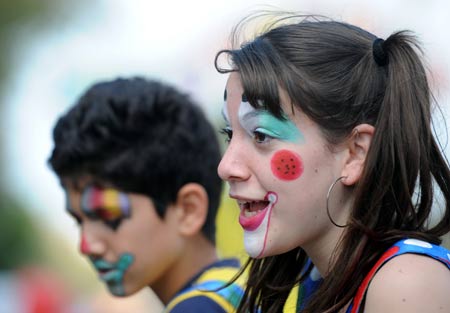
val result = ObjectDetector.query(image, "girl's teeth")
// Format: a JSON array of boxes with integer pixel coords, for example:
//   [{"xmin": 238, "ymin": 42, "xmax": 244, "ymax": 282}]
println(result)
[
  {"xmin": 244, "ymin": 209, "xmax": 260, "ymax": 217},
  {"xmin": 238, "ymin": 200, "xmax": 269, "ymax": 212}
]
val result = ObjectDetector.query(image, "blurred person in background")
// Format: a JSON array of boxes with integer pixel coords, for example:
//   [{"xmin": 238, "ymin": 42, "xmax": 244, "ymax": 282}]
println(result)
[{"xmin": 47, "ymin": 77, "xmax": 245, "ymax": 312}]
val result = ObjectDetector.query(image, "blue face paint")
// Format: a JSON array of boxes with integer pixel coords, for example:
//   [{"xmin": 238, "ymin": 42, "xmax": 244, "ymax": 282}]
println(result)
[
  {"xmin": 91, "ymin": 253, "xmax": 134, "ymax": 296},
  {"xmin": 238, "ymin": 101, "xmax": 303, "ymax": 143}
]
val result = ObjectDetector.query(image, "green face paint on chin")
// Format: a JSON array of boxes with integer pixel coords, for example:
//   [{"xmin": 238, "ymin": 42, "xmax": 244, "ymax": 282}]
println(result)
[{"xmin": 92, "ymin": 253, "xmax": 135, "ymax": 296}]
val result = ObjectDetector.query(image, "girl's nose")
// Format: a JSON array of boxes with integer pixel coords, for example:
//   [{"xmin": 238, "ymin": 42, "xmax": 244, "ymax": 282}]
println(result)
[{"xmin": 218, "ymin": 140, "xmax": 250, "ymax": 182}]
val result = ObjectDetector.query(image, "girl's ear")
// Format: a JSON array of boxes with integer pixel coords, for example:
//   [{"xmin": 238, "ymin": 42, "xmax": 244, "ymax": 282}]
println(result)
[
  {"xmin": 341, "ymin": 124, "xmax": 375, "ymax": 186},
  {"xmin": 172, "ymin": 183, "xmax": 209, "ymax": 237}
]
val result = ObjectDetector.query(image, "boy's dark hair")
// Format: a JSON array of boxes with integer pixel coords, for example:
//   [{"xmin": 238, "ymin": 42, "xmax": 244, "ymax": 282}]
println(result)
[{"xmin": 48, "ymin": 77, "xmax": 222, "ymax": 244}]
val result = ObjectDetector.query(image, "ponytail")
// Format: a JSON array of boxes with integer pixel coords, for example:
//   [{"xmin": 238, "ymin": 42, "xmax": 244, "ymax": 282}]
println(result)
[
  {"xmin": 306, "ymin": 31, "xmax": 450, "ymax": 313},
  {"xmin": 355, "ymin": 31, "xmax": 450, "ymax": 239}
]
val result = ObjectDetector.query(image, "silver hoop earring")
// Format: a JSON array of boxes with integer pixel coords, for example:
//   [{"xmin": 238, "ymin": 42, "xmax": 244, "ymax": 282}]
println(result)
[{"xmin": 326, "ymin": 176, "xmax": 348, "ymax": 228}]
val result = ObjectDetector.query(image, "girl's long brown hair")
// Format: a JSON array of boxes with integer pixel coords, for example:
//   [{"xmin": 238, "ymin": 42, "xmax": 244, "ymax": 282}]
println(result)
[{"xmin": 215, "ymin": 13, "xmax": 450, "ymax": 313}]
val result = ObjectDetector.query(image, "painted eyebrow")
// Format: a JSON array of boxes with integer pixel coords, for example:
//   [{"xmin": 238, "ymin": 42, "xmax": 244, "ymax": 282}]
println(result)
[
  {"xmin": 241, "ymin": 106, "xmax": 293, "ymax": 123},
  {"xmin": 240, "ymin": 108, "xmax": 262, "ymax": 122},
  {"xmin": 64, "ymin": 192, "xmax": 77, "ymax": 214},
  {"xmin": 65, "ymin": 206, "xmax": 82, "ymax": 224}
]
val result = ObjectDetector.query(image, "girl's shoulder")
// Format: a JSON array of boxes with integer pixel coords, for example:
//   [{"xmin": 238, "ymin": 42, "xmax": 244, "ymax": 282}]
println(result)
[{"xmin": 360, "ymin": 239, "xmax": 450, "ymax": 313}]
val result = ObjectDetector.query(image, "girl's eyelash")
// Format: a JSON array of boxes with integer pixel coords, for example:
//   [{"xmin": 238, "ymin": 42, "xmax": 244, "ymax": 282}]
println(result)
[
  {"xmin": 219, "ymin": 127, "xmax": 233, "ymax": 143},
  {"xmin": 253, "ymin": 129, "xmax": 274, "ymax": 144},
  {"xmin": 219, "ymin": 126, "xmax": 274, "ymax": 144}
]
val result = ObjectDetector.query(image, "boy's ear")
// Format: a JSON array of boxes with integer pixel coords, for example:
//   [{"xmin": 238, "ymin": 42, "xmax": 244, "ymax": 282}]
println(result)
[
  {"xmin": 172, "ymin": 183, "xmax": 209, "ymax": 237},
  {"xmin": 341, "ymin": 124, "xmax": 375, "ymax": 186}
]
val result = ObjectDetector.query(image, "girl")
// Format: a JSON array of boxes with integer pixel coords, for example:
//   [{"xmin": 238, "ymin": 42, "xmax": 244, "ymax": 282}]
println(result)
[{"xmin": 215, "ymin": 14, "xmax": 450, "ymax": 312}]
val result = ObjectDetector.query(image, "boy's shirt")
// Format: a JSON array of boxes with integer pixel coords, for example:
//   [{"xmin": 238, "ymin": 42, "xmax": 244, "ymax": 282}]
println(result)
[{"xmin": 165, "ymin": 258, "xmax": 245, "ymax": 313}]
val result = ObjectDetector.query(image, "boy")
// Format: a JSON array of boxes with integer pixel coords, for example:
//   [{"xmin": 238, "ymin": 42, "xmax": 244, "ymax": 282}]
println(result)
[{"xmin": 48, "ymin": 77, "xmax": 244, "ymax": 312}]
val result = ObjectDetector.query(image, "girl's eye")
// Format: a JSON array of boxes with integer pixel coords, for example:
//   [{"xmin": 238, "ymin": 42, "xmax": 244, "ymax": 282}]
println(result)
[
  {"xmin": 253, "ymin": 129, "xmax": 273, "ymax": 144},
  {"xmin": 220, "ymin": 127, "xmax": 233, "ymax": 143}
]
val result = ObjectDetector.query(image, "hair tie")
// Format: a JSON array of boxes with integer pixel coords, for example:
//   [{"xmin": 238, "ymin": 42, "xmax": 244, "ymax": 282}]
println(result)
[{"xmin": 372, "ymin": 38, "xmax": 388, "ymax": 66}]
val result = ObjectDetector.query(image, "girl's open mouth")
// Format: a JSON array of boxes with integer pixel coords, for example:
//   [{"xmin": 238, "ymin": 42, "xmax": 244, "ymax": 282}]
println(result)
[{"xmin": 238, "ymin": 192, "xmax": 277, "ymax": 231}]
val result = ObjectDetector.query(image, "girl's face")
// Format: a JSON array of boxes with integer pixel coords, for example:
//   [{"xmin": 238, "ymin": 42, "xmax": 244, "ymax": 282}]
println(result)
[
  {"xmin": 219, "ymin": 73, "xmax": 348, "ymax": 259},
  {"xmin": 65, "ymin": 182, "xmax": 183, "ymax": 297}
]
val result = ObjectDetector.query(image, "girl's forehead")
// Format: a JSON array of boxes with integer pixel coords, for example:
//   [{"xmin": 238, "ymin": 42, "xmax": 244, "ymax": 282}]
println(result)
[
  {"xmin": 221, "ymin": 103, "xmax": 230, "ymax": 123},
  {"xmin": 225, "ymin": 73, "xmax": 296, "ymax": 115},
  {"xmin": 225, "ymin": 73, "xmax": 244, "ymax": 95}
]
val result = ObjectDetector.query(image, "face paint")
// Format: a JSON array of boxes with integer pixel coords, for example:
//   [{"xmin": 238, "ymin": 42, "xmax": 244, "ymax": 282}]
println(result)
[
  {"xmin": 238, "ymin": 101, "xmax": 303, "ymax": 143},
  {"xmin": 271, "ymin": 149, "xmax": 304, "ymax": 181},
  {"xmin": 81, "ymin": 186, "xmax": 131, "ymax": 229},
  {"xmin": 91, "ymin": 253, "xmax": 134, "ymax": 296},
  {"xmin": 221, "ymin": 102, "xmax": 230, "ymax": 126},
  {"xmin": 240, "ymin": 192, "xmax": 278, "ymax": 258},
  {"xmin": 80, "ymin": 233, "xmax": 90, "ymax": 254}
]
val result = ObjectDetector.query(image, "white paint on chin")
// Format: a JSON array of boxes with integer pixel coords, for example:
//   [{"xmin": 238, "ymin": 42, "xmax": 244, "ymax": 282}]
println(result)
[
  {"xmin": 243, "ymin": 209, "xmax": 270, "ymax": 257},
  {"xmin": 243, "ymin": 192, "xmax": 277, "ymax": 258}
]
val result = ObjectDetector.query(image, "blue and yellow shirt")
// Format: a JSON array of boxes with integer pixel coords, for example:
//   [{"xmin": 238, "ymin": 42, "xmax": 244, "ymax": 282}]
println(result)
[{"xmin": 165, "ymin": 258, "xmax": 245, "ymax": 313}]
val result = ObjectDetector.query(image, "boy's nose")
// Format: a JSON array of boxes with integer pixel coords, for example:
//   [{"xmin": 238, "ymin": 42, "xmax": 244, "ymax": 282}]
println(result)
[{"xmin": 79, "ymin": 224, "xmax": 106, "ymax": 257}]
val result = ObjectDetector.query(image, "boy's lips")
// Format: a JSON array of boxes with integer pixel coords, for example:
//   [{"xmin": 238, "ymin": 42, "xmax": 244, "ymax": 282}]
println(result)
[
  {"xmin": 99, "ymin": 269, "xmax": 120, "ymax": 282},
  {"xmin": 91, "ymin": 259, "xmax": 115, "ymax": 275},
  {"xmin": 88, "ymin": 253, "xmax": 134, "ymax": 297}
]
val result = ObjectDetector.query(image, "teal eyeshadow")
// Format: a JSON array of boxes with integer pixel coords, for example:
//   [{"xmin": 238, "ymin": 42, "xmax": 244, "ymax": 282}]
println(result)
[{"xmin": 258, "ymin": 111, "xmax": 303, "ymax": 143}]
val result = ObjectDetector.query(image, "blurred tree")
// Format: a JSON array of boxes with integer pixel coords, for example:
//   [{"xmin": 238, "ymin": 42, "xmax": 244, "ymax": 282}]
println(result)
[
  {"xmin": 0, "ymin": 0, "xmax": 85, "ymax": 188},
  {"xmin": 0, "ymin": 0, "xmax": 87, "ymax": 270},
  {"xmin": 0, "ymin": 192, "xmax": 42, "ymax": 270},
  {"xmin": 0, "ymin": 0, "xmax": 60, "ymax": 99}
]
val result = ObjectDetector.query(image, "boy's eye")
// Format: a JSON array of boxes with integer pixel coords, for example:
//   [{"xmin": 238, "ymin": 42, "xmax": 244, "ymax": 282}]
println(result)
[
  {"xmin": 105, "ymin": 219, "xmax": 122, "ymax": 231},
  {"xmin": 67, "ymin": 210, "xmax": 82, "ymax": 225},
  {"xmin": 79, "ymin": 186, "xmax": 131, "ymax": 231},
  {"xmin": 84, "ymin": 207, "xmax": 125, "ymax": 231},
  {"xmin": 220, "ymin": 127, "xmax": 233, "ymax": 143}
]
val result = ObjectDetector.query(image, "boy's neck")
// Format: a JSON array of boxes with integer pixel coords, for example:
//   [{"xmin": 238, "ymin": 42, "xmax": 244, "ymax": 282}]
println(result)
[{"xmin": 151, "ymin": 235, "xmax": 219, "ymax": 304}]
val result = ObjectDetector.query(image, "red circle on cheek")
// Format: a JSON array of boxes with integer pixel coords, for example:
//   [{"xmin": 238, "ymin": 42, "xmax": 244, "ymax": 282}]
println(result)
[
  {"xmin": 80, "ymin": 234, "xmax": 90, "ymax": 254},
  {"xmin": 270, "ymin": 149, "xmax": 303, "ymax": 181}
]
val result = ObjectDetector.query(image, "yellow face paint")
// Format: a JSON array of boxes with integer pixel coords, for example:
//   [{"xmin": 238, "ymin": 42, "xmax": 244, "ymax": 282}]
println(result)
[{"xmin": 80, "ymin": 185, "xmax": 131, "ymax": 229}]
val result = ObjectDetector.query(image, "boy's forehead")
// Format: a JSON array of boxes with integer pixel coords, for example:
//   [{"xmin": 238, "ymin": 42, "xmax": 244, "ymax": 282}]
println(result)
[{"xmin": 62, "ymin": 176, "xmax": 112, "ymax": 191}]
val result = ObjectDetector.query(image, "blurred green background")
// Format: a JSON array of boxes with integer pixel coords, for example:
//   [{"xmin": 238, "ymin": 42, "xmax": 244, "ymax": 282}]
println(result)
[{"xmin": 1, "ymin": 1, "xmax": 449, "ymax": 312}]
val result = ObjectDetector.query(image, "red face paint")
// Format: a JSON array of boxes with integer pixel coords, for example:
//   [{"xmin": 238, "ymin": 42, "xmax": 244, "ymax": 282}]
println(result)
[
  {"xmin": 80, "ymin": 234, "xmax": 90, "ymax": 254},
  {"xmin": 270, "ymin": 149, "xmax": 303, "ymax": 180}
]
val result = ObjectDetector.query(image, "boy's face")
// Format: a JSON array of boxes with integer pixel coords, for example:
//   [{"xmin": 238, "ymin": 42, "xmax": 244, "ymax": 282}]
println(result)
[{"xmin": 64, "ymin": 181, "xmax": 183, "ymax": 297}]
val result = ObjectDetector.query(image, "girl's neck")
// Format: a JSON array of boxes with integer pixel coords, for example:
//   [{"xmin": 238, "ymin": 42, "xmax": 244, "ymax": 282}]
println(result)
[{"xmin": 303, "ymin": 226, "xmax": 346, "ymax": 276}]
